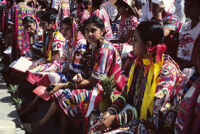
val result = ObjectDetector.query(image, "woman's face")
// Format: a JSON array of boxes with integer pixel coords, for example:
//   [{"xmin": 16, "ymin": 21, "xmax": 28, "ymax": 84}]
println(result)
[
  {"xmin": 61, "ymin": 24, "xmax": 72, "ymax": 40},
  {"xmin": 40, "ymin": 20, "xmax": 52, "ymax": 32},
  {"xmin": 24, "ymin": 22, "xmax": 36, "ymax": 36},
  {"xmin": 131, "ymin": 30, "xmax": 146, "ymax": 56},
  {"xmin": 85, "ymin": 23, "xmax": 104, "ymax": 44},
  {"xmin": 117, "ymin": 5, "xmax": 128, "ymax": 16}
]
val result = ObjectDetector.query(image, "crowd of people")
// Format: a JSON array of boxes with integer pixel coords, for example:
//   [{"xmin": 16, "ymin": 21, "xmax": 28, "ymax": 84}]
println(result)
[{"xmin": 0, "ymin": 0, "xmax": 200, "ymax": 134}]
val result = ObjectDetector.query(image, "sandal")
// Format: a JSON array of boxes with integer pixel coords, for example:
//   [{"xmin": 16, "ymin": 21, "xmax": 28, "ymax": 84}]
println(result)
[{"xmin": 22, "ymin": 123, "xmax": 33, "ymax": 134}]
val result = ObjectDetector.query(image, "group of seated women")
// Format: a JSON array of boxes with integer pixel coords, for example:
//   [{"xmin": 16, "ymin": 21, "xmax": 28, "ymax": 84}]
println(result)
[{"xmin": 3, "ymin": 0, "xmax": 200, "ymax": 134}]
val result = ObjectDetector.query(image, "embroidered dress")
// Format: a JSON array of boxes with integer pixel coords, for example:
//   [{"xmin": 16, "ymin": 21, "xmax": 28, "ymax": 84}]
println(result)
[
  {"xmin": 162, "ymin": 14, "xmax": 181, "ymax": 60},
  {"xmin": 57, "ymin": 31, "xmax": 87, "ymax": 82},
  {"xmin": 61, "ymin": 0, "xmax": 70, "ymax": 18},
  {"xmin": 51, "ymin": 0, "xmax": 70, "ymax": 25},
  {"xmin": 8, "ymin": 2, "xmax": 35, "ymax": 57},
  {"xmin": 27, "ymin": 21, "xmax": 87, "ymax": 86},
  {"xmin": 53, "ymin": 42, "xmax": 122, "ymax": 118},
  {"xmin": 174, "ymin": 68, "xmax": 200, "ymax": 134},
  {"xmin": 100, "ymin": 1, "xmax": 118, "ymax": 22},
  {"xmin": 117, "ymin": 16, "xmax": 139, "ymax": 40},
  {"xmin": 114, "ymin": 16, "xmax": 139, "ymax": 59},
  {"xmin": 26, "ymin": 26, "xmax": 44, "ymax": 60},
  {"xmin": 29, "ymin": 29, "xmax": 65, "ymax": 75},
  {"xmin": 177, "ymin": 20, "xmax": 200, "ymax": 62},
  {"xmin": 80, "ymin": 8, "xmax": 113, "ymax": 40},
  {"xmin": 162, "ymin": 14, "xmax": 181, "ymax": 32},
  {"xmin": 90, "ymin": 54, "xmax": 182, "ymax": 133}
]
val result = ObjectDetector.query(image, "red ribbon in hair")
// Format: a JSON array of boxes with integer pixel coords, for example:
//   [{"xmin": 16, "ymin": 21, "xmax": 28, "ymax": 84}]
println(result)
[{"xmin": 147, "ymin": 43, "xmax": 167, "ymax": 62}]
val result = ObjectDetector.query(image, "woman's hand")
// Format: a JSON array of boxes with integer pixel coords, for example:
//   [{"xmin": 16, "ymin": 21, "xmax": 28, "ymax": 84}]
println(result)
[
  {"xmin": 49, "ymin": 83, "xmax": 65, "ymax": 94},
  {"xmin": 95, "ymin": 113, "xmax": 116, "ymax": 131},
  {"xmin": 73, "ymin": 73, "xmax": 84, "ymax": 86}
]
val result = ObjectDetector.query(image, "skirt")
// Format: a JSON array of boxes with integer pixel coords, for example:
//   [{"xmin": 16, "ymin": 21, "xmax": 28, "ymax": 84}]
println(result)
[{"xmin": 53, "ymin": 88, "xmax": 91, "ymax": 118}]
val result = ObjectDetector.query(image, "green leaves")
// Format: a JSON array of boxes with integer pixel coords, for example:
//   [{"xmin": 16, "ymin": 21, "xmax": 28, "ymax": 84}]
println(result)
[
  {"xmin": 8, "ymin": 84, "xmax": 23, "ymax": 110},
  {"xmin": 8, "ymin": 84, "xmax": 18, "ymax": 94},
  {"xmin": 13, "ymin": 97, "xmax": 23, "ymax": 110},
  {"xmin": 100, "ymin": 75, "xmax": 115, "ymax": 96}
]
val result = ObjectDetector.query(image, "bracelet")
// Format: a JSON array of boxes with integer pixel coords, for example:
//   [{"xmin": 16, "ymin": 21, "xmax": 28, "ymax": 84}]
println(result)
[
  {"xmin": 124, "ymin": 112, "xmax": 127, "ymax": 124},
  {"xmin": 118, "ymin": 114, "xmax": 122, "ymax": 126},
  {"xmin": 65, "ymin": 82, "xmax": 70, "ymax": 88},
  {"xmin": 118, "ymin": 95, "xmax": 126, "ymax": 104},
  {"xmin": 131, "ymin": 107, "xmax": 137, "ymax": 120},
  {"xmin": 107, "ymin": 107, "xmax": 118, "ymax": 114}
]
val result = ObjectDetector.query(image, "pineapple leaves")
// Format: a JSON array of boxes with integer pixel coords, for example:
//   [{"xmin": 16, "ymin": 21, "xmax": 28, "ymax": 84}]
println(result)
[
  {"xmin": 8, "ymin": 84, "xmax": 18, "ymax": 94},
  {"xmin": 13, "ymin": 97, "xmax": 23, "ymax": 110},
  {"xmin": 100, "ymin": 75, "xmax": 115, "ymax": 96}
]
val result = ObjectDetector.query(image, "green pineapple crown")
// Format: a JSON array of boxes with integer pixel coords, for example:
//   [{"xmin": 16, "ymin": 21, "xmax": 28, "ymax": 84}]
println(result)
[
  {"xmin": 8, "ymin": 84, "xmax": 18, "ymax": 94},
  {"xmin": 100, "ymin": 75, "xmax": 115, "ymax": 96}
]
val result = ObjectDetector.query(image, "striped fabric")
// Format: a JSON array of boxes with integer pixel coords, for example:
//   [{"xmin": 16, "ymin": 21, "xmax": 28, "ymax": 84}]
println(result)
[
  {"xmin": 92, "ymin": 43, "xmax": 122, "ymax": 80},
  {"xmin": 8, "ymin": 3, "xmax": 36, "ymax": 56},
  {"xmin": 53, "ymin": 42, "xmax": 123, "ymax": 118},
  {"xmin": 53, "ymin": 88, "xmax": 91, "ymax": 117},
  {"xmin": 163, "ymin": 14, "xmax": 181, "ymax": 32},
  {"xmin": 69, "ymin": 39, "xmax": 87, "ymax": 74}
]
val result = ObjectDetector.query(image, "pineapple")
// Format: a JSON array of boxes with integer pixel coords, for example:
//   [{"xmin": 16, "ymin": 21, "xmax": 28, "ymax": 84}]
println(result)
[
  {"xmin": 13, "ymin": 97, "xmax": 23, "ymax": 110},
  {"xmin": 98, "ymin": 75, "xmax": 115, "ymax": 113}
]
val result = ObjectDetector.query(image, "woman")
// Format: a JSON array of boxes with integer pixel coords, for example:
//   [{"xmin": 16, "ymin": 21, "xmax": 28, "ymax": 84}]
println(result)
[
  {"xmin": 23, "ymin": 16, "xmax": 123, "ymax": 134},
  {"xmin": 19, "ymin": 17, "xmax": 87, "ymax": 120},
  {"xmin": 27, "ymin": 11, "xmax": 65, "ymax": 75},
  {"xmin": 22, "ymin": 16, "xmax": 43, "ymax": 60},
  {"xmin": 89, "ymin": 21, "xmax": 182, "ymax": 133},
  {"xmin": 124, "ymin": 0, "xmax": 181, "ymax": 75},
  {"xmin": 149, "ymin": 0, "xmax": 182, "ymax": 61},
  {"xmin": 174, "ymin": 33, "xmax": 200, "ymax": 134},
  {"xmin": 176, "ymin": 0, "xmax": 200, "ymax": 69},
  {"xmin": 80, "ymin": 0, "xmax": 113, "ymax": 40},
  {"xmin": 111, "ymin": 0, "xmax": 139, "ymax": 61},
  {"xmin": 8, "ymin": 0, "xmax": 36, "ymax": 59}
]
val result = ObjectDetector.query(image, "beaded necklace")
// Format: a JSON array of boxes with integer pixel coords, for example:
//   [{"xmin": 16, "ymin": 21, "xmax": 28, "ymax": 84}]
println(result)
[{"xmin": 82, "ymin": 40, "xmax": 102, "ymax": 78}]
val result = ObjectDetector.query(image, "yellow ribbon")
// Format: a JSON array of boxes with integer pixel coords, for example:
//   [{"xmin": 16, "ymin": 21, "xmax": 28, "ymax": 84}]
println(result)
[
  {"xmin": 140, "ymin": 58, "xmax": 163, "ymax": 120},
  {"xmin": 47, "ymin": 50, "xmax": 52, "ymax": 61},
  {"xmin": 126, "ymin": 59, "xmax": 137, "ymax": 95},
  {"xmin": 126, "ymin": 57, "xmax": 163, "ymax": 120}
]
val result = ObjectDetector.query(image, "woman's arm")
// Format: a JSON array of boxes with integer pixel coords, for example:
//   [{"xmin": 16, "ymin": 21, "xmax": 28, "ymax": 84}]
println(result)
[
  {"xmin": 75, "ymin": 74, "xmax": 98, "ymax": 89},
  {"xmin": 95, "ymin": 93, "xmax": 137, "ymax": 131}
]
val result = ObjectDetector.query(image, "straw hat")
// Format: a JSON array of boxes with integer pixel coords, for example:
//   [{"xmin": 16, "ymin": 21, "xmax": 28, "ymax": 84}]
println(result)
[{"xmin": 115, "ymin": 0, "xmax": 139, "ymax": 17}]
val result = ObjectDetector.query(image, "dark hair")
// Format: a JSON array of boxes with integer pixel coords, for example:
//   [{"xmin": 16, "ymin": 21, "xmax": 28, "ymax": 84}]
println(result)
[
  {"xmin": 61, "ymin": 17, "xmax": 73, "ymax": 27},
  {"xmin": 22, "ymin": 16, "xmax": 36, "ymax": 25},
  {"xmin": 40, "ymin": 10, "xmax": 58, "ymax": 24},
  {"xmin": 37, "ymin": 0, "xmax": 50, "ymax": 9},
  {"xmin": 83, "ymin": 16, "xmax": 105, "ymax": 31},
  {"xmin": 136, "ymin": 21, "xmax": 164, "ymax": 46},
  {"xmin": 92, "ymin": 0, "xmax": 103, "ymax": 9}
]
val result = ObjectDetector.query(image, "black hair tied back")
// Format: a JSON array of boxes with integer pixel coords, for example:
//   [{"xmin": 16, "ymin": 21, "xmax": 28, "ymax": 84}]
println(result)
[
  {"xmin": 23, "ymin": 16, "xmax": 36, "ymax": 25},
  {"xmin": 61, "ymin": 17, "xmax": 74, "ymax": 28},
  {"xmin": 83, "ymin": 16, "xmax": 105, "ymax": 34},
  {"xmin": 136, "ymin": 21, "xmax": 164, "ymax": 46},
  {"xmin": 40, "ymin": 10, "xmax": 58, "ymax": 24}
]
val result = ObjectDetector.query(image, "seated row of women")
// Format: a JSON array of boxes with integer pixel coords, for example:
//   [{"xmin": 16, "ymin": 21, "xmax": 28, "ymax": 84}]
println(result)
[{"xmin": 14, "ymin": 12, "xmax": 200, "ymax": 134}]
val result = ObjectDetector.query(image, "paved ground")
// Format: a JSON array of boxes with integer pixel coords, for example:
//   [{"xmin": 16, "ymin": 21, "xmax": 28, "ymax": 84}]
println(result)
[
  {"xmin": 0, "ymin": 72, "xmax": 60, "ymax": 134},
  {"xmin": 0, "ymin": 73, "xmax": 25, "ymax": 134}
]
